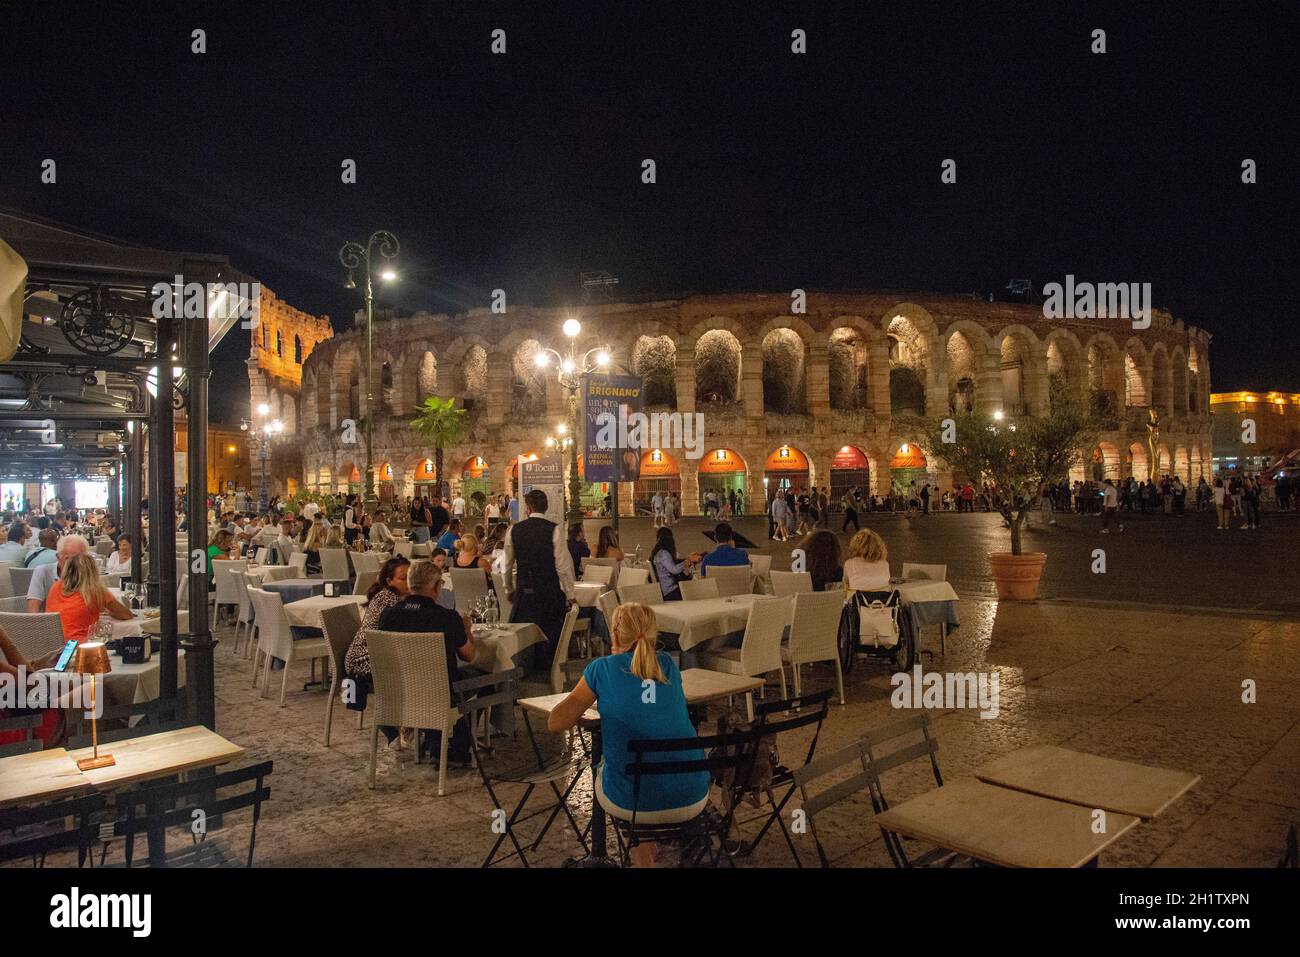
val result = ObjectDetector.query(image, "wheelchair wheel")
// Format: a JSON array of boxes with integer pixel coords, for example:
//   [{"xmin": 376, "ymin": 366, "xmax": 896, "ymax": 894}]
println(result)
[{"xmin": 891, "ymin": 613, "xmax": 916, "ymax": 671}]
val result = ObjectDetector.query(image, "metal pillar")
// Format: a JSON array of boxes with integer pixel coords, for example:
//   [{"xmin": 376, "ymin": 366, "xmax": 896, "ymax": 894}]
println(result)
[
  {"xmin": 183, "ymin": 305, "xmax": 215, "ymax": 730},
  {"xmin": 127, "ymin": 423, "xmax": 144, "ymax": 589},
  {"xmin": 152, "ymin": 316, "xmax": 178, "ymax": 706}
]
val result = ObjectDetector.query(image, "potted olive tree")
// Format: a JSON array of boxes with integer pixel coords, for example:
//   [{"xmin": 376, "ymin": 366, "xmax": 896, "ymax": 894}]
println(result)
[{"xmin": 925, "ymin": 382, "xmax": 1095, "ymax": 600}]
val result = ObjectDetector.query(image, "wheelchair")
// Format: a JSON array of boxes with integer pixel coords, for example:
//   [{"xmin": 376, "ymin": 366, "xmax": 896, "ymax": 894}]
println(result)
[{"xmin": 837, "ymin": 588, "xmax": 916, "ymax": 673}]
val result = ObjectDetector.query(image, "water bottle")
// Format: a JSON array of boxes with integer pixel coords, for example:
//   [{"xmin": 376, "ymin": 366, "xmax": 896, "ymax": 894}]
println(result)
[{"xmin": 486, "ymin": 592, "xmax": 498, "ymax": 627}]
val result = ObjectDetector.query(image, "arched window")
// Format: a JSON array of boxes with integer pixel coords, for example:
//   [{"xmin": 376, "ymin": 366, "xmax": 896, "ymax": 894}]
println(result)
[
  {"xmin": 276, "ymin": 330, "xmax": 283, "ymax": 358},
  {"xmin": 294, "ymin": 335, "xmax": 303, "ymax": 364},
  {"xmin": 261, "ymin": 325, "xmax": 268, "ymax": 350}
]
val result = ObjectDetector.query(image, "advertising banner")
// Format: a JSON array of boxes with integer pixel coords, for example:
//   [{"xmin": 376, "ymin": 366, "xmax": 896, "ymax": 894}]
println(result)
[
  {"xmin": 582, "ymin": 373, "xmax": 644, "ymax": 483},
  {"xmin": 519, "ymin": 453, "xmax": 565, "ymax": 525}
]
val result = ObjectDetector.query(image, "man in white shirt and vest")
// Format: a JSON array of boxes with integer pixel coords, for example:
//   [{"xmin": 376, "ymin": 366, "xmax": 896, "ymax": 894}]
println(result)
[{"xmin": 503, "ymin": 489, "xmax": 575, "ymax": 664}]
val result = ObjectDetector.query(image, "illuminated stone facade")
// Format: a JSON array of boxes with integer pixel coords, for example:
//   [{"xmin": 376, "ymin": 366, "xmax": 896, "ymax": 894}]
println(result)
[
  {"xmin": 1211, "ymin": 391, "xmax": 1300, "ymax": 473},
  {"xmin": 245, "ymin": 286, "xmax": 333, "ymax": 495},
  {"xmin": 293, "ymin": 292, "xmax": 1213, "ymax": 515}
]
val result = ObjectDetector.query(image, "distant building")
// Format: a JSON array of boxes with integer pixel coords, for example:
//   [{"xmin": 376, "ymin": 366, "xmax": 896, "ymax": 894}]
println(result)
[
  {"xmin": 245, "ymin": 287, "xmax": 332, "ymax": 497},
  {"xmin": 1210, "ymin": 391, "xmax": 1300, "ymax": 475},
  {"xmin": 286, "ymin": 291, "xmax": 1214, "ymax": 516}
]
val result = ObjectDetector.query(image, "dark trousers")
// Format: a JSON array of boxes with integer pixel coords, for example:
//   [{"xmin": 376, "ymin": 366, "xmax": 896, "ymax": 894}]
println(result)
[{"xmin": 842, "ymin": 509, "xmax": 859, "ymax": 532}]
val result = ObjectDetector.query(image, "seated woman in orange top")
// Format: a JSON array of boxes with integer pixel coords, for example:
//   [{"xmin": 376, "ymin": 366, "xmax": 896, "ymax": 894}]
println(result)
[{"xmin": 45, "ymin": 553, "xmax": 134, "ymax": 645}]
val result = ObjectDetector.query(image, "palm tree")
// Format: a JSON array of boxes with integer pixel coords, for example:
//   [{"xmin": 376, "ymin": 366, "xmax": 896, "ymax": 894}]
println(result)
[{"xmin": 410, "ymin": 395, "xmax": 468, "ymax": 499}]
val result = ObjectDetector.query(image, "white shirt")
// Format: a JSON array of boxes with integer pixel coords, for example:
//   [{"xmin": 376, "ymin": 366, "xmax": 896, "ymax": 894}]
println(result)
[
  {"xmin": 27, "ymin": 561, "xmax": 60, "ymax": 607},
  {"xmin": 452, "ymin": 497, "xmax": 466, "ymax": 517},
  {"xmin": 1103, "ymin": 485, "xmax": 1119, "ymax": 508},
  {"xmin": 105, "ymin": 551, "xmax": 132, "ymax": 576},
  {"xmin": 844, "ymin": 558, "xmax": 891, "ymax": 592},
  {"xmin": 369, "ymin": 522, "xmax": 395, "ymax": 545},
  {"xmin": 502, "ymin": 516, "xmax": 576, "ymax": 600},
  {"xmin": 301, "ymin": 502, "xmax": 319, "ymax": 522},
  {"xmin": 485, "ymin": 503, "xmax": 500, "ymax": 519}
]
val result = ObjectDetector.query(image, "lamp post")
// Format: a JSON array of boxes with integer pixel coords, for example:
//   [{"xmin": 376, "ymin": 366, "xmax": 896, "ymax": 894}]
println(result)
[
  {"xmin": 241, "ymin": 403, "xmax": 283, "ymax": 514},
  {"xmin": 544, "ymin": 426, "xmax": 575, "ymax": 517},
  {"xmin": 534, "ymin": 318, "xmax": 610, "ymax": 524},
  {"xmin": 339, "ymin": 231, "xmax": 399, "ymax": 514}
]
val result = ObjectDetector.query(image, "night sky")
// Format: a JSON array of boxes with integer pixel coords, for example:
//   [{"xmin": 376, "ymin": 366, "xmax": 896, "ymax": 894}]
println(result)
[{"xmin": 3, "ymin": 1, "xmax": 1297, "ymax": 421}]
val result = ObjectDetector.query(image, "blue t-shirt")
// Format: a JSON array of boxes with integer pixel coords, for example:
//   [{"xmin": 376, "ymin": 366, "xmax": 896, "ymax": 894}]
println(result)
[
  {"xmin": 700, "ymin": 544, "xmax": 750, "ymax": 575},
  {"xmin": 582, "ymin": 652, "xmax": 709, "ymax": 812},
  {"xmin": 436, "ymin": 530, "xmax": 459, "ymax": 551}
]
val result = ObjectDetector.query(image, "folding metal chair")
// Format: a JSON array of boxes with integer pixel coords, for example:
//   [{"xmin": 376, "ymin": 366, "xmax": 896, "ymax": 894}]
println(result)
[{"xmin": 456, "ymin": 668, "xmax": 591, "ymax": 868}]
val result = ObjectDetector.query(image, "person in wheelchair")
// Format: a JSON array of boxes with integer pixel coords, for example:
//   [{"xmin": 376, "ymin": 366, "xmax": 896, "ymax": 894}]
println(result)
[
  {"xmin": 547, "ymin": 602, "xmax": 709, "ymax": 867},
  {"xmin": 843, "ymin": 528, "xmax": 891, "ymax": 592}
]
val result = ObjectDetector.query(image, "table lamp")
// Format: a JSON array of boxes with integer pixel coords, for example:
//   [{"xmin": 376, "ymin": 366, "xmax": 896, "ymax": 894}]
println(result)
[{"xmin": 74, "ymin": 642, "xmax": 115, "ymax": 771}]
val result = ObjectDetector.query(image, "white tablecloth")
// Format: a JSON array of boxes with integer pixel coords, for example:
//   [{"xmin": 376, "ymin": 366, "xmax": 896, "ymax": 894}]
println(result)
[
  {"xmin": 467, "ymin": 622, "xmax": 547, "ymax": 673},
  {"xmin": 573, "ymin": 581, "xmax": 607, "ymax": 608},
  {"xmin": 283, "ymin": 594, "xmax": 367, "ymax": 628},
  {"xmin": 652, "ymin": 594, "xmax": 758, "ymax": 651}
]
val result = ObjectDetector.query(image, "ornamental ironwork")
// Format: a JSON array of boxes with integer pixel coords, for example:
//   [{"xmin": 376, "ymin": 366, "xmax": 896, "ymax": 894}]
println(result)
[{"xmin": 59, "ymin": 286, "xmax": 138, "ymax": 356}]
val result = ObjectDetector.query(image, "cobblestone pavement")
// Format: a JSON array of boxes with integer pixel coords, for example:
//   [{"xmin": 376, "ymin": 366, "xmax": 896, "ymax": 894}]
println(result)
[
  {"xmin": 125, "ymin": 595, "xmax": 1296, "ymax": 869},
  {"xmin": 599, "ymin": 509, "xmax": 1300, "ymax": 614}
]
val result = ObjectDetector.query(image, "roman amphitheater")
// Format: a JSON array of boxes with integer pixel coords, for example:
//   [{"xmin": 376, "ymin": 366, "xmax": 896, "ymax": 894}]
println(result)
[{"xmin": 253, "ymin": 292, "xmax": 1213, "ymax": 515}]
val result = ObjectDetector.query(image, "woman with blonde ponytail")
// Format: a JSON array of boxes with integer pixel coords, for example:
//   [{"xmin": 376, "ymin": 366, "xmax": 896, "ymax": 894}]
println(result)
[
  {"xmin": 548, "ymin": 602, "xmax": 710, "ymax": 866},
  {"xmin": 45, "ymin": 553, "xmax": 134, "ymax": 644}
]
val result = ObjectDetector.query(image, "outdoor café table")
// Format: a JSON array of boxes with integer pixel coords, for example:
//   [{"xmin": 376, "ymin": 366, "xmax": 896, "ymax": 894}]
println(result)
[
  {"xmin": 519, "ymin": 669, "xmax": 765, "ymax": 867},
  {"xmin": 245, "ymin": 563, "xmax": 298, "ymax": 583},
  {"xmin": 652, "ymin": 594, "xmax": 758, "ymax": 662},
  {"xmin": 892, "ymin": 579, "xmax": 960, "ymax": 652},
  {"xmin": 874, "ymin": 778, "xmax": 1140, "ymax": 868},
  {"xmin": 54, "ymin": 650, "xmax": 189, "ymax": 724},
  {"xmin": 573, "ymin": 581, "xmax": 607, "ymax": 608},
  {"xmin": 466, "ymin": 622, "xmax": 547, "ymax": 673},
  {"xmin": 975, "ymin": 745, "xmax": 1200, "ymax": 821},
  {"xmin": 282, "ymin": 593, "xmax": 367, "ymax": 629},
  {"xmin": 262, "ymin": 577, "xmax": 328, "ymax": 604}
]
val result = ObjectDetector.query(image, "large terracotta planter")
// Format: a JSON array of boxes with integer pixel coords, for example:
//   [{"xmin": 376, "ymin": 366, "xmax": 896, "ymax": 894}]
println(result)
[{"xmin": 988, "ymin": 551, "xmax": 1047, "ymax": 601}]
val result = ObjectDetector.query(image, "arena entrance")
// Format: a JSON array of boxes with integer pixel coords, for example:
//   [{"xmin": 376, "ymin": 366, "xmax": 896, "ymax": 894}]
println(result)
[
  {"xmin": 764, "ymin": 445, "xmax": 811, "ymax": 500},
  {"xmin": 830, "ymin": 445, "xmax": 871, "ymax": 504},
  {"xmin": 461, "ymin": 456, "xmax": 491, "ymax": 516},
  {"xmin": 699, "ymin": 448, "xmax": 747, "ymax": 515},
  {"xmin": 889, "ymin": 444, "xmax": 928, "ymax": 497},
  {"xmin": 634, "ymin": 449, "xmax": 681, "ymax": 515}
]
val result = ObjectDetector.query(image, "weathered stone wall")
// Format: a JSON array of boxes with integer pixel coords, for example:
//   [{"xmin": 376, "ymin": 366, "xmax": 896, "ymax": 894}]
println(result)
[{"xmin": 290, "ymin": 291, "xmax": 1213, "ymax": 511}]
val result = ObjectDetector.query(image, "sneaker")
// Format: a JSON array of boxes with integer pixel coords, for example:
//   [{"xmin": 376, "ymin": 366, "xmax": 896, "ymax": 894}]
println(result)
[{"xmin": 1100, "ymin": 528, "xmax": 1109, "ymax": 534}]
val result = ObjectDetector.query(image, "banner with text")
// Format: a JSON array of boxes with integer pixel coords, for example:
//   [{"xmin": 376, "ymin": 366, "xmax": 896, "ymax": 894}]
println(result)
[
  {"xmin": 519, "ymin": 454, "xmax": 566, "ymax": 525},
  {"xmin": 582, "ymin": 373, "xmax": 644, "ymax": 483}
]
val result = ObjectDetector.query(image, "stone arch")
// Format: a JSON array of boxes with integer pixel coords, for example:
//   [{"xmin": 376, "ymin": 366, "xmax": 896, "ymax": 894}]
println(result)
[
  {"xmin": 509, "ymin": 338, "xmax": 549, "ymax": 419},
  {"xmin": 1174, "ymin": 445, "xmax": 1191, "ymax": 482},
  {"xmin": 993, "ymin": 324, "xmax": 1043, "ymax": 416},
  {"xmin": 1170, "ymin": 345, "xmax": 1189, "ymax": 414},
  {"xmin": 444, "ymin": 335, "xmax": 492, "ymax": 403},
  {"xmin": 280, "ymin": 393, "xmax": 297, "ymax": 434},
  {"xmin": 694, "ymin": 328, "xmax": 743, "ymax": 409},
  {"xmin": 1128, "ymin": 441, "xmax": 1150, "ymax": 481},
  {"xmin": 632, "ymin": 334, "xmax": 677, "ymax": 408},
  {"xmin": 374, "ymin": 347, "xmax": 398, "ymax": 416},
  {"xmin": 761, "ymin": 327, "xmax": 807, "ymax": 414},
  {"xmin": 302, "ymin": 369, "xmax": 319, "ymax": 429},
  {"xmin": 1092, "ymin": 441, "xmax": 1122, "ymax": 481},
  {"xmin": 828, "ymin": 324, "xmax": 873, "ymax": 411},
  {"xmin": 942, "ymin": 322, "xmax": 989, "ymax": 414},
  {"xmin": 397, "ymin": 340, "xmax": 439, "ymax": 413},
  {"xmin": 886, "ymin": 306, "xmax": 937, "ymax": 417},
  {"xmin": 1149, "ymin": 342, "xmax": 1173, "ymax": 415},
  {"xmin": 332, "ymin": 343, "xmax": 362, "ymax": 423},
  {"xmin": 1187, "ymin": 342, "xmax": 1206, "ymax": 414},
  {"xmin": 1044, "ymin": 328, "xmax": 1086, "ymax": 405},
  {"xmin": 1085, "ymin": 333, "xmax": 1124, "ymax": 420},
  {"xmin": 1123, "ymin": 338, "xmax": 1150, "ymax": 408},
  {"xmin": 1156, "ymin": 443, "xmax": 1172, "ymax": 478}
]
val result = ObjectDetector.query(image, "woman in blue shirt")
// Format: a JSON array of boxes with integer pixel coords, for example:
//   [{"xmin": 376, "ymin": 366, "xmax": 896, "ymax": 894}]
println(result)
[
  {"xmin": 548, "ymin": 602, "xmax": 710, "ymax": 866},
  {"xmin": 649, "ymin": 527, "xmax": 701, "ymax": 601}
]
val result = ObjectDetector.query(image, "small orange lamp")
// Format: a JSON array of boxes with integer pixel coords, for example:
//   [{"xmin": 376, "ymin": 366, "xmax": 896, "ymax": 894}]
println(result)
[{"xmin": 74, "ymin": 642, "xmax": 115, "ymax": 771}]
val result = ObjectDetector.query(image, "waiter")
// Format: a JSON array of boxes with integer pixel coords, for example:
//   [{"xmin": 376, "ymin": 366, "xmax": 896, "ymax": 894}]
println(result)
[{"xmin": 504, "ymin": 489, "xmax": 575, "ymax": 664}]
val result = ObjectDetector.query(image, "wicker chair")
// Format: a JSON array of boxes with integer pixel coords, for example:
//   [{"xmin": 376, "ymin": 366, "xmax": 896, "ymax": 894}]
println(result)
[
  {"xmin": 581, "ymin": 563, "xmax": 614, "ymax": 585},
  {"xmin": 707, "ymin": 564, "xmax": 753, "ymax": 597},
  {"xmin": 210, "ymin": 560, "xmax": 249, "ymax": 625},
  {"xmin": 0, "ymin": 611, "xmax": 64, "ymax": 660},
  {"xmin": 8, "ymin": 567, "xmax": 35, "ymax": 601},
  {"xmin": 319, "ymin": 548, "xmax": 350, "ymax": 583},
  {"xmin": 348, "ymin": 550, "xmax": 380, "ymax": 576},
  {"xmin": 449, "ymin": 567, "xmax": 489, "ymax": 615},
  {"xmin": 246, "ymin": 587, "xmax": 329, "ymax": 706},
  {"xmin": 783, "ymin": 591, "xmax": 847, "ymax": 705},
  {"xmin": 679, "ymin": 578, "xmax": 719, "ymax": 601},
  {"xmin": 366, "ymin": 629, "xmax": 463, "ymax": 796},
  {"xmin": 320, "ymin": 602, "xmax": 363, "ymax": 746},
  {"xmin": 696, "ymin": 595, "xmax": 791, "ymax": 711},
  {"xmin": 548, "ymin": 605, "xmax": 586, "ymax": 694},
  {"xmin": 617, "ymin": 582, "xmax": 663, "ymax": 605},
  {"xmin": 770, "ymin": 571, "xmax": 814, "ymax": 597}
]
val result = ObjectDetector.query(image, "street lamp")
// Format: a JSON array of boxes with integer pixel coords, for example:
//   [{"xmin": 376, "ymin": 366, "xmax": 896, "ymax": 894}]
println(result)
[
  {"xmin": 544, "ymin": 426, "xmax": 575, "ymax": 516},
  {"xmin": 241, "ymin": 410, "xmax": 284, "ymax": 513},
  {"xmin": 339, "ymin": 231, "xmax": 399, "ymax": 514},
  {"xmin": 534, "ymin": 318, "xmax": 611, "ymax": 524}
]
